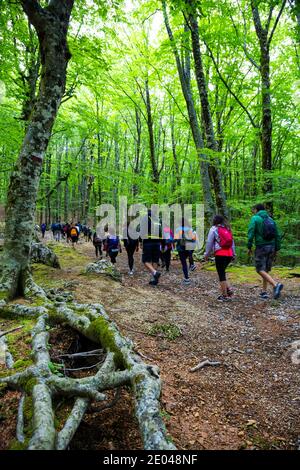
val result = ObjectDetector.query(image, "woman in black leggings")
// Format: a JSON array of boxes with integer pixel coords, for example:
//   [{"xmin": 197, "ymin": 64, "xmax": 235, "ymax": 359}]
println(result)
[
  {"xmin": 204, "ymin": 215, "xmax": 236, "ymax": 301},
  {"xmin": 174, "ymin": 219, "xmax": 196, "ymax": 285},
  {"xmin": 123, "ymin": 223, "xmax": 139, "ymax": 275}
]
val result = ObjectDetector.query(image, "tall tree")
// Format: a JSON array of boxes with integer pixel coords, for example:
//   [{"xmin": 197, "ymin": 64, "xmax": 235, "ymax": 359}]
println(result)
[
  {"xmin": 250, "ymin": 0, "xmax": 287, "ymax": 202},
  {"xmin": 183, "ymin": 0, "xmax": 229, "ymax": 217},
  {"xmin": 0, "ymin": 0, "xmax": 74, "ymax": 300},
  {"xmin": 162, "ymin": 0, "xmax": 215, "ymax": 220}
]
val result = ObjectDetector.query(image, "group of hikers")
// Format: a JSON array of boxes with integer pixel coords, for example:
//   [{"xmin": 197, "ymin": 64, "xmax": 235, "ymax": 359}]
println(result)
[
  {"xmin": 40, "ymin": 203, "xmax": 284, "ymax": 301},
  {"xmin": 40, "ymin": 221, "xmax": 93, "ymax": 244}
]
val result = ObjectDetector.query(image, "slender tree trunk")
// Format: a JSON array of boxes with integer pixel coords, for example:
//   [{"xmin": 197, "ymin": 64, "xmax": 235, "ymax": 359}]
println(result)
[
  {"xmin": 145, "ymin": 79, "xmax": 159, "ymax": 184},
  {"xmin": 169, "ymin": 101, "xmax": 181, "ymax": 189},
  {"xmin": 64, "ymin": 139, "xmax": 69, "ymax": 222},
  {"xmin": 186, "ymin": 7, "xmax": 229, "ymax": 217},
  {"xmin": 132, "ymin": 107, "xmax": 141, "ymax": 197},
  {"xmin": 251, "ymin": 0, "xmax": 286, "ymax": 208},
  {"xmin": 0, "ymin": 0, "xmax": 74, "ymax": 300},
  {"xmin": 162, "ymin": 0, "xmax": 215, "ymax": 221}
]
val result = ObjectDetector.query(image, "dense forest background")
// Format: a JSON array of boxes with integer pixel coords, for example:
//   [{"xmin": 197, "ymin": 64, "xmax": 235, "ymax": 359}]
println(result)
[{"xmin": 0, "ymin": 0, "xmax": 299, "ymax": 263}]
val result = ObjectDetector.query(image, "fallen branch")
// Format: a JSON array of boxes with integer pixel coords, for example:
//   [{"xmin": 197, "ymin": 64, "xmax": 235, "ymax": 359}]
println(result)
[
  {"xmin": 190, "ymin": 359, "xmax": 222, "ymax": 372},
  {"xmin": 0, "ymin": 326, "xmax": 23, "ymax": 339}
]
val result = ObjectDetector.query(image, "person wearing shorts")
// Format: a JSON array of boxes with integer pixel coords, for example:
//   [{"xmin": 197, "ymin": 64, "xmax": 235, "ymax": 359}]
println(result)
[
  {"xmin": 204, "ymin": 215, "xmax": 235, "ymax": 301},
  {"xmin": 248, "ymin": 204, "xmax": 283, "ymax": 299}
]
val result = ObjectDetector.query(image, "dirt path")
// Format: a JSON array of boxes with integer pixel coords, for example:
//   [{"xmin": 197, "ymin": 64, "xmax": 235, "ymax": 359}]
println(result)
[
  {"xmin": 69, "ymin": 240, "xmax": 299, "ymax": 450},
  {"xmin": 1, "ymin": 237, "xmax": 299, "ymax": 450}
]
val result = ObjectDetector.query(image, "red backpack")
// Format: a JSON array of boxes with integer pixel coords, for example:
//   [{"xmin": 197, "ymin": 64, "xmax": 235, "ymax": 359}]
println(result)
[{"xmin": 217, "ymin": 226, "xmax": 233, "ymax": 249}]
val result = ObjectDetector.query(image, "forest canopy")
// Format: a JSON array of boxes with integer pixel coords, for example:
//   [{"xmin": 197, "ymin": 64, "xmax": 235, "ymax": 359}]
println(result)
[{"xmin": 0, "ymin": 0, "xmax": 299, "ymax": 262}]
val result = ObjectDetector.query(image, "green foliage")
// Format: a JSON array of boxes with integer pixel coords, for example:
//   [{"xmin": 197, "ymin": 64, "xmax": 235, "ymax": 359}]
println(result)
[
  {"xmin": 0, "ymin": 0, "xmax": 298, "ymax": 267},
  {"xmin": 148, "ymin": 323, "xmax": 182, "ymax": 341},
  {"xmin": 48, "ymin": 361, "xmax": 64, "ymax": 376}
]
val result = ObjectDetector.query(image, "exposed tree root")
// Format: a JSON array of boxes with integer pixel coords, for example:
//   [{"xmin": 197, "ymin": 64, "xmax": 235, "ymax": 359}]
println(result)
[
  {"xmin": 190, "ymin": 359, "xmax": 222, "ymax": 372},
  {"xmin": 0, "ymin": 264, "xmax": 47, "ymax": 302},
  {"xmin": 0, "ymin": 327, "xmax": 14, "ymax": 368},
  {"xmin": 0, "ymin": 295, "xmax": 176, "ymax": 450}
]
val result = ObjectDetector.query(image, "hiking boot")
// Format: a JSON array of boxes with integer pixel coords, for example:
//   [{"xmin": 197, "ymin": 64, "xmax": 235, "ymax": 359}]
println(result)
[
  {"xmin": 189, "ymin": 264, "xmax": 196, "ymax": 272},
  {"xmin": 149, "ymin": 280, "xmax": 158, "ymax": 286},
  {"xmin": 259, "ymin": 291, "xmax": 269, "ymax": 299},
  {"xmin": 183, "ymin": 278, "xmax": 191, "ymax": 285},
  {"xmin": 273, "ymin": 283, "xmax": 284, "ymax": 299},
  {"xmin": 153, "ymin": 271, "xmax": 161, "ymax": 283},
  {"xmin": 217, "ymin": 295, "xmax": 231, "ymax": 302}
]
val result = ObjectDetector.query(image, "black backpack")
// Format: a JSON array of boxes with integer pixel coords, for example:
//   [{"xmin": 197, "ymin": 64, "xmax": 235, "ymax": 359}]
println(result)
[{"xmin": 261, "ymin": 216, "xmax": 276, "ymax": 241}]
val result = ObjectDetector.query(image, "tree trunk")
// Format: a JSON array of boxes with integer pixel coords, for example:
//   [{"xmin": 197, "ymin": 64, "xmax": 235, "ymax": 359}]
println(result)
[
  {"xmin": 162, "ymin": 0, "xmax": 215, "ymax": 221},
  {"xmin": 145, "ymin": 79, "xmax": 160, "ymax": 184},
  {"xmin": 0, "ymin": 0, "xmax": 74, "ymax": 300},
  {"xmin": 251, "ymin": 0, "xmax": 286, "ymax": 209},
  {"xmin": 186, "ymin": 7, "xmax": 229, "ymax": 218}
]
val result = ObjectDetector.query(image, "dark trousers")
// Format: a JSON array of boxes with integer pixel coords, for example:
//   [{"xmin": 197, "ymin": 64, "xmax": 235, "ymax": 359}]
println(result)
[
  {"xmin": 179, "ymin": 250, "xmax": 189, "ymax": 279},
  {"xmin": 215, "ymin": 256, "xmax": 232, "ymax": 282},
  {"xmin": 162, "ymin": 249, "xmax": 172, "ymax": 271},
  {"xmin": 95, "ymin": 245, "xmax": 102, "ymax": 257},
  {"xmin": 126, "ymin": 245, "xmax": 136, "ymax": 271},
  {"xmin": 188, "ymin": 250, "xmax": 194, "ymax": 266},
  {"xmin": 109, "ymin": 250, "xmax": 118, "ymax": 264}
]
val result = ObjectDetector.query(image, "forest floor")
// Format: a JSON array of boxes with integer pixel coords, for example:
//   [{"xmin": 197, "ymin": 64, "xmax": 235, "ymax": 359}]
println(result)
[{"xmin": 0, "ymin": 235, "xmax": 299, "ymax": 450}]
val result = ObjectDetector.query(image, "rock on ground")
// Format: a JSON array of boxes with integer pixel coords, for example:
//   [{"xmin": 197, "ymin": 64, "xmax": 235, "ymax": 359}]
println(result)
[
  {"xmin": 85, "ymin": 259, "xmax": 122, "ymax": 282},
  {"xmin": 30, "ymin": 242, "xmax": 60, "ymax": 268}
]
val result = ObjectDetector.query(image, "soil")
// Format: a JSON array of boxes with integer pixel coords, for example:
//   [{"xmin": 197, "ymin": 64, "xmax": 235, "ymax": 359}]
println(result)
[{"xmin": 0, "ymin": 236, "xmax": 299, "ymax": 450}]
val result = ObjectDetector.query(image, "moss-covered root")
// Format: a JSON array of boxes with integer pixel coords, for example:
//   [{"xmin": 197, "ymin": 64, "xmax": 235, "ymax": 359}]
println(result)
[
  {"xmin": 0, "ymin": 301, "xmax": 176, "ymax": 450},
  {"xmin": 0, "ymin": 264, "xmax": 47, "ymax": 302},
  {"xmin": 23, "ymin": 268, "xmax": 48, "ymax": 301},
  {"xmin": 52, "ymin": 304, "xmax": 176, "ymax": 450}
]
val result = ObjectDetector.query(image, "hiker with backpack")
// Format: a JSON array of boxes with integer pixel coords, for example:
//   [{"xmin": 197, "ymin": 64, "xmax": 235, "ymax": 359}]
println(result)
[
  {"xmin": 160, "ymin": 226, "xmax": 174, "ymax": 272},
  {"xmin": 93, "ymin": 231, "xmax": 103, "ymax": 258},
  {"xmin": 106, "ymin": 227, "xmax": 122, "ymax": 264},
  {"xmin": 140, "ymin": 209, "xmax": 162, "ymax": 286},
  {"xmin": 41, "ymin": 223, "xmax": 47, "ymax": 239},
  {"xmin": 174, "ymin": 218, "xmax": 197, "ymax": 285},
  {"xmin": 204, "ymin": 215, "xmax": 235, "ymax": 301},
  {"xmin": 248, "ymin": 204, "xmax": 283, "ymax": 299},
  {"xmin": 70, "ymin": 223, "xmax": 79, "ymax": 248},
  {"xmin": 123, "ymin": 220, "xmax": 139, "ymax": 275},
  {"xmin": 52, "ymin": 221, "xmax": 62, "ymax": 242}
]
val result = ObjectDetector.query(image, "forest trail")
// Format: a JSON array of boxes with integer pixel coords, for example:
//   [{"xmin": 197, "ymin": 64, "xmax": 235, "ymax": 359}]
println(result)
[{"xmin": 1, "ymin": 237, "xmax": 299, "ymax": 450}]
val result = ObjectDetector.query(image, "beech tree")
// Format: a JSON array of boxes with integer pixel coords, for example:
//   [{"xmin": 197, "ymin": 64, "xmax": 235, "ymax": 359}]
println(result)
[{"xmin": 0, "ymin": 0, "xmax": 74, "ymax": 300}]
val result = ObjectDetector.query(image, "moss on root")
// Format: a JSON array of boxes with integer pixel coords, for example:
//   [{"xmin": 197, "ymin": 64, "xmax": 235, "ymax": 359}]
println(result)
[
  {"xmin": 87, "ymin": 317, "xmax": 125, "ymax": 369},
  {"xmin": 9, "ymin": 438, "xmax": 30, "ymax": 450}
]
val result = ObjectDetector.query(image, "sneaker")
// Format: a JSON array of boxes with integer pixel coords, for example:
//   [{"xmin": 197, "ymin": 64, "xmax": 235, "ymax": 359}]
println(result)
[
  {"xmin": 153, "ymin": 271, "xmax": 161, "ymax": 283},
  {"xmin": 183, "ymin": 278, "xmax": 191, "ymax": 285},
  {"xmin": 273, "ymin": 283, "xmax": 284, "ymax": 299},
  {"xmin": 259, "ymin": 291, "xmax": 269, "ymax": 299},
  {"xmin": 227, "ymin": 288, "xmax": 234, "ymax": 297},
  {"xmin": 128, "ymin": 270, "xmax": 134, "ymax": 276},
  {"xmin": 149, "ymin": 280, "xmax": 157, "ymax": 286},
  {"xmin": 217, "ymin": 295, "xmax": 231, "ymax": 302},
  {"xmin": 189, "ymin": 264, "xmax": 197, "ymax": 272}
]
